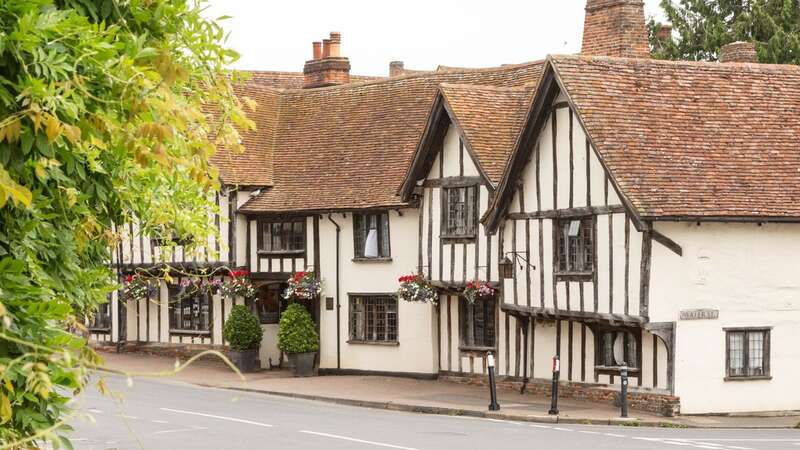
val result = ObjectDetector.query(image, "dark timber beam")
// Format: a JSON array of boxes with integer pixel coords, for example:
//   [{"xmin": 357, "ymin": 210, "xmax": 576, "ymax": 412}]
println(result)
[{"xmin": 652, "ymin": 229, "xmax": 683, "ymax": 256}]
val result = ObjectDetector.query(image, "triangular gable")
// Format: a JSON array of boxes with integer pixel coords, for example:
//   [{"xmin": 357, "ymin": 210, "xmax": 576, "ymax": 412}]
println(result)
[
  {"xmin": 483, "ymin": 57, "xmax": 645, "ymax": 232},
  {"xmin": 399, "ymin": 84, "xmax": 533, "ymax": 201}
]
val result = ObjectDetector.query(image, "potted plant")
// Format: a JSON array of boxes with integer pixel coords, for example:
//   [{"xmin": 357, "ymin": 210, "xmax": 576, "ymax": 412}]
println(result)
[
  {"xmin": 277, "ymin": 303, "xmax": 319, "ymax": 377},
  {"xmin": 397, "ymin": 273, "xmax": 438, "ymax": 305},
  {"xmin": 222, "ymin": 305, "xmax": 263, "ymax": 373}
]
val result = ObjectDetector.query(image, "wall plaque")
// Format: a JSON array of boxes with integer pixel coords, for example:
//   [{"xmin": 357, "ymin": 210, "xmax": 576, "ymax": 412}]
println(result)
[{"xmin": 679, "ymin": 308, "xmax": 719, "ymax": 320}]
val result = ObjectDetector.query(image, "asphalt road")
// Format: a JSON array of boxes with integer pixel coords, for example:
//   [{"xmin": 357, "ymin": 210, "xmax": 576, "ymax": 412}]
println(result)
[{"xmin": 65, "ymin": 375, "xmax": 800, "ymax": 450}]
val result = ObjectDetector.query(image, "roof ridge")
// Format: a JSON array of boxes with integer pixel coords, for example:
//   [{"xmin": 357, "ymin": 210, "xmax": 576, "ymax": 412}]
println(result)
[
  {"xmin": 551, "ymin": 53, "xmax": 800, "ymax": 72},
  {"xmin": 439, "ymin": 83, "xmax": 531, "ymax": 92}
]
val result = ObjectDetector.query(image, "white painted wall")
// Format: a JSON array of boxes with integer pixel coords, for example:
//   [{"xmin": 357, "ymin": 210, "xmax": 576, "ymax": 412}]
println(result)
[{"xmin": 651, "ymin": 221, "xmax": 800, "ymax": 413}]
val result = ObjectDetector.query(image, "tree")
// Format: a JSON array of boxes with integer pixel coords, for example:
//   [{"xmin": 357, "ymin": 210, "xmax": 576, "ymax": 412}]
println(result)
[
  {"xmin": 0, "ymin": 0, "xmax": 253, "ymax": 447},
  {"xmin": 649, "ymin": 0, "xmax": 800, "ymax": 64}
]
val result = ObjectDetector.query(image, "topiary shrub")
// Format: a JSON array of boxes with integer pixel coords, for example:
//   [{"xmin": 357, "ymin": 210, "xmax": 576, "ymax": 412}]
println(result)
[
  {"xmin": 222, "ymin": 305, "xmax": 262, "ymax": 351},
  {"xmin": 278, "ymin": 303, "xmax": 319, "ymax": 354}
]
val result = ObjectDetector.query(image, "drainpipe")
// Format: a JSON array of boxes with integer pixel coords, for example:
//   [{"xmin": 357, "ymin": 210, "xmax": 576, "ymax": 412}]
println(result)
[{"xmin": 326, "ymin": 214, "xmax": 341, "ymax": 369}]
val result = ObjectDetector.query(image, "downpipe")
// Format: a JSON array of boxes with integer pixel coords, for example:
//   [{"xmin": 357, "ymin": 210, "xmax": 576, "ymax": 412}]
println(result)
[{"xmin": 326, "ymin": 214, "xmax": 341, "ymax": 370}]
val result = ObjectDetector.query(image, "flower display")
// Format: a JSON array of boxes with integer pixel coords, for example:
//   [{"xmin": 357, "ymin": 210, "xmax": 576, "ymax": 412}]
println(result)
[
  {"xmin": 283, "ymin": 271, "xmax": 322, "ymax": 300},
  {"xmin": 219, "ymin": 269, "xmax": 256, "ymax": 300},
  {"xmin": 397, "ymin": 274, "xmax": 438, "ymax": 305},
  {"xmin": 122, "ymin": 274, "xmax": 158, "ymax": 302},
  {"xmin": 463, "ymin": 280, "xmax": 496, "ymax": 304}
]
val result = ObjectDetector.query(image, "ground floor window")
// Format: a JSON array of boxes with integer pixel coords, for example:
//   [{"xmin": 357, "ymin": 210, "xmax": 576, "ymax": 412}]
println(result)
[
  {"xmin": 89, "ymin": 301, "xmax": 111, "ymax": 330},
  {"xmin": 594, "ymin": 328, "xmax": 639, "ymax": 369},
  {"xmin": 169, "ymin": 286, "xmax": 211, "ymax": 333},
  {"xmin": 460, "ymin": 297, "xmax": 496, "ymax": 349},
  {"xmin": 254, "ymin": 283, "xmax": 287, "ymax": 324},
  {"xmin": 349, "ymin": 295, "xmax": 398, "ymax": 343},
  {"xmin": 726, "ymin": 328, "xmax": 770, "ymax": 379}
]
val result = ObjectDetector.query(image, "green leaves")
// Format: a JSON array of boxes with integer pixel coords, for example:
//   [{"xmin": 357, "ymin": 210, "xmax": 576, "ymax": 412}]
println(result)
[{"xmin": 0, "ymin": 165, "xmax": 32, "ymax": 208}]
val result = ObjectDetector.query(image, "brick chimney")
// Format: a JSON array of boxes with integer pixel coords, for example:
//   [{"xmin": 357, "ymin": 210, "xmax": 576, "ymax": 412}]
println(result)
[
  {"xmin": 719, "ymin": 41, "xmax": 758, "ymax": 63},
  {"xmin": 389, "ymin": 61, "xmax": 405, "ymax": 77},
  {"xmin": 303, "ymin": 31, "xmax": 351, "ymax": 88},
  {"xmin": 581, "ymin": 0, "xmax": 650, "ymax": 59}
]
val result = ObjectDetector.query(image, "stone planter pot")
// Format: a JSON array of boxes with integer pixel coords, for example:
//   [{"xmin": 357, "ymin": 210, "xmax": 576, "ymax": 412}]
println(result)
[
  {"xmin": 290, "ymin": 351, "xmax": 316, "ymax": 377},
  {"xmin": 230, "ymin": 348, "xmax": 259, "ymax": 373}
]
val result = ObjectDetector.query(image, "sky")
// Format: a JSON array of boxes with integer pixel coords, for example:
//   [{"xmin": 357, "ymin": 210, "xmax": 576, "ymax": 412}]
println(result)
[{"xmin": 205, "ymin": 0, "xmax": 666, "ymax": 77}]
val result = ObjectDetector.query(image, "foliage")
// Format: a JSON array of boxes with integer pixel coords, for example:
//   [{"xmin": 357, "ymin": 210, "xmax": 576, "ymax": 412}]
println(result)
[
  {"xmin": 277, "ymin": 304, "xmax": 319, "ymax": 354},
  {"xmin": 0, "ymin": 0, "xmax": 253, "ymax": 447},
  {"xmin": 282, "ymin": 271, "xmax": 321, "ymax": 301},
  {"xmin": 649, "ymin": 0, "xmax": 800, "ymax": 64},
  {"xmin": 397, "ymin": 274, "xmax": 438, "ymax": 305},
  {"xmin": 463, "ymin": 280, "xmax": 496, "ymax": 304},
  {"xmin": 218, "ymin": 269, "xmax": 255, "ymax": 300},
  {"xmin": 222, "ymin": 305, "xmax": 262, "ymax": 351}
]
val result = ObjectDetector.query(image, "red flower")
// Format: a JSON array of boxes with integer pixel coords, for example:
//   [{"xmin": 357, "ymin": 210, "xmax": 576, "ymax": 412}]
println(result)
[{"xmin": 125, "ymin": 275, "xmax": 134, "ymax": 283}]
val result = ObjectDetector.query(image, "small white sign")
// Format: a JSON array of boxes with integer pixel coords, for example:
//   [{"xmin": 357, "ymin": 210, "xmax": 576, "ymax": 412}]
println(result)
[
  {"xmin": 679, "ymin": 308, "xmax": 719, "ymax": 320},
  {"xmin": 487, "ymin": 354, "xmax": 495, "ymax": 368}
]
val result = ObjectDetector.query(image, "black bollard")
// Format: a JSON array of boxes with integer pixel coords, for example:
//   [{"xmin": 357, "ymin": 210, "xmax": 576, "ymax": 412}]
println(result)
[
  {"xmin": 548, "ymin": 355, "xmax": 560, "ymax": 415},
  {"xmin": 487, "ymin": 352, "xmax": 500, "ymax": 411},
  {"xmin": 620, "ymin": 364, "xmax": 629, "ymax": 418}
]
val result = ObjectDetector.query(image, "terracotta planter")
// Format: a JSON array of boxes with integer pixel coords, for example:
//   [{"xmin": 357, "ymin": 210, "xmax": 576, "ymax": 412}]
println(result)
[
  {"xmin": 290, "ymin": 351, "xmax": 316, "ymax": 377},
  {"xmin": 230, "ymin": 348, "xmax": 259, "ymax": 373}
]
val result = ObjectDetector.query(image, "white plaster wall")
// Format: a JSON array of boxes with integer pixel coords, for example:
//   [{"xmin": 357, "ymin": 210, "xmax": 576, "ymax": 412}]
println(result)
[
  {"xmin": 317, "ymin": 208, "xmax": 438, "ymax": 374},
  {"xmin": 651, "ymin": 221, "xmax": 800, "ymax": 413}
]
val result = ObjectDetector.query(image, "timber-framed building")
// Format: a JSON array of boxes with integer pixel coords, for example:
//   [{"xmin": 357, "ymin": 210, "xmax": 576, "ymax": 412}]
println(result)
[{"xmin": 92, "ymin": 1, "xmax": 800, "ymax": 415}]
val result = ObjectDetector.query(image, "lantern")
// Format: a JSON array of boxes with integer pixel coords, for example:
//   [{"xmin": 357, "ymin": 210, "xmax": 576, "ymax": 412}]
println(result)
[{"xmin": 499, "ymin": 256, "xmax": 514, "ymax": 279}]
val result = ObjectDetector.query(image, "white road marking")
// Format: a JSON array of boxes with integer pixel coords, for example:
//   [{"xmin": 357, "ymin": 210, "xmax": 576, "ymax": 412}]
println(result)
[
  {"xmin": 87, "ymin": 408, "xmax": 103, "ymax": 414},
  {"xmin": 154, "ymin": 426, "xmax": 207, "ymax": 435},
  {"xmin": 604, "ymin": 433, "xmax": 626, "ymax": 438},
  {"xmin": 665, "ymin": 439, "xmax": 800, "ymax": 442},
  {"xmin": 528, "ymin": 424, "xmax": 553, "ymax": 429},
  {"xmin": 299, "ymin": 430, "xmax": 422, "ymax": 450},
  {"xmin": 160, "ymin": 408, "xmax": 273, "ymax": 427},
  {"xmin": 552, "ymin": 427, "xmax": 572, "ymax": 431},
  {"xmin": 151, "ymin": 419, "xmax": 169, "ymax": 424},
  {"xmin": 579, "ymin": 430, "xmax": 600, "ymax": 434},
  {"xmin": 487, "ymin": 418, "xmax": 523, "ymax": 425}
]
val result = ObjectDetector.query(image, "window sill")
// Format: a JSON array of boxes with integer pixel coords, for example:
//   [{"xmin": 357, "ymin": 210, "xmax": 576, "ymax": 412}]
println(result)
[
  {"xmin": 347, "ymin": 340, "xmax": 399, "ymax": 346},
  {"xmin": 595, "ymin": 365, "xmax": 641, "ymax": 374},
  {"xmin": 724, "ymin": 375, "xmax": 772, "ymax": 382},
  {"xmin": 555, "ymin": 271, "xmax": 594, "ymax": 281},
  {"xmin": 442, "ymin": 236, "xmax": 476, "ymax": 244},
  {"xmin": 169, "ymin": 329, "xmax": 212, "ymax": 336},
  {"xmin": 351, "ymin": 257, "xmax": 393, "ymax": 263},
  {"xmin": 257, "ymin": 250, "xmax": 306, "ymax": 257},
  {"xmin": 89, "ymin": 327, "xmax": 111, "ymax": 333},
  {"xmin": 459, "ymin": 345, "xmax": 496, "ymax": 353}
]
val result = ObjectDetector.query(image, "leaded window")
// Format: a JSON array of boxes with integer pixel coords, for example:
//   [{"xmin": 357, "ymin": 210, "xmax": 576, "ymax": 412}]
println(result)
[
  {"xmin": 169, "ymin": 286, "xmax": 212, "ymax": 333},
  {"xmin": 349, "ymin": 295, "xmax": 398, "ymax": 343},
  {"xmin": 254, "ymin": 283, "xmax": 286, "ymax": 324},
  {"xmin": 353, "ymin": 212, "xmax": 390, "ymax": 258},
  {"xmin": 460, "ymin": 297, "xmax": 496, "ymax": 348},
  {"xmin": 443, "ymin": 186, "xmax": 477, "ymax": 238},
  {"xmin": 726, "ymin": 328, "xmax": 770, "ymax": 379},
  {"xmin": 595, "ymin": 329, "xmax": 639, "ymax": 369},
  {"xmin": 89, "ymin": 301, "xmax": 112, "ymax": 330},
  {"xmin": 557, "ymin": 217, "xmax": 594, "ymax": 274},
  {"xmin": 258, "ymin": 219, "xmax": 305, "ymax": 254}
]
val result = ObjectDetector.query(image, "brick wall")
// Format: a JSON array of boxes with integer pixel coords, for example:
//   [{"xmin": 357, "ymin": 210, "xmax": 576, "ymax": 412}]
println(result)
[
  {"xmin": 440, "ymin": 372, "xmax": 681, "ymax": 417},
  {"xmin": 581, "ymin": 0, "xmax": 650, "ymax": 59}
]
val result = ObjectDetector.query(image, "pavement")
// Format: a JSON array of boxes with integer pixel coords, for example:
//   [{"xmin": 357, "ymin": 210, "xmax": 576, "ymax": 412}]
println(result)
[
  {"xmin": 67, "ymin": 375, "xmax": 800, "ymax": 450},
  {"xmin": 96, "ymin": 351, "xmax": 800, "ymax": 430}
]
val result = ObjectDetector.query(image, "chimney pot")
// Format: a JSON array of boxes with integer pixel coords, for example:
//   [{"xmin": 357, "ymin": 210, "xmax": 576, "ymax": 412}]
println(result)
[
  {"xmin": 389, "ymin": 61, "xmax": 405, "ymax": 77},
  {"xmin": 581, "ymin": 0, "xmax": 650, "ymax": 59},
  {"xmin": 719, "ymin": 41, "xmax": 758, "ymax": 63},
  {"xmin": 312, "ymin": 41, "xmax": 322, "ymax": 60},
  {"xmin": 322, "ymin": 39, "xmax": 331, "ymax": 58},
  {"xmin": 328, "ymin": 32, "xmax": 341, "ymax": 57}
]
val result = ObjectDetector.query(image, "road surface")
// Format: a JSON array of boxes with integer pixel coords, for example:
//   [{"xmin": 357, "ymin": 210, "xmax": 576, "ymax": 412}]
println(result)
[{"xmin": 65, "ymin": 375, "xmax": 800, "ymax": 449}]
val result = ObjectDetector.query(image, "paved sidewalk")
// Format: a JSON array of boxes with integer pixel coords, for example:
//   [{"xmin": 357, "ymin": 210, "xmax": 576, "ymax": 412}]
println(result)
[{"xmin": 96, "ymin": 351, "xmax": 800, "ymax": 429}]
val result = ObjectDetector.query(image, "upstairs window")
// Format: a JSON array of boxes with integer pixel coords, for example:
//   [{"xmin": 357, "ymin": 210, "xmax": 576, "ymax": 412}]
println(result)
[
  {"xmin": 556, "ymin": 217, "xmax": 594, "ymax": 275},
  {"xmin": 443, "ymin": 186, "xmax": 478, "ymax": 239},
  {"xmin": 258, "ymin": 219, "xmax": 305, "ymax": 254},
  {"xmin": 353, "ymin": 212, "xmax": 391, "ymax": 259},
  {"xmin": 726, "ymin": 328, "xmax": 771, "ymax": 380}
]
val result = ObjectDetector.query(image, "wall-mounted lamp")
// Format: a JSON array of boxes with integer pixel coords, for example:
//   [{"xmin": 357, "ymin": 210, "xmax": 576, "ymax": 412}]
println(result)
[{"xmin": 500, "ymin": 252, "xmax": 536, "ymax": 279}]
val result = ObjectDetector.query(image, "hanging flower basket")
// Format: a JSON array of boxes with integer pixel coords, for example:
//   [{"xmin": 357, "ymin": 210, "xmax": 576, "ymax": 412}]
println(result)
[
  {"xmin": 283, "ymin": 271, "xmax": 321, "ymax": 300},
  {"xmin": 219, "ymin": 269, "xmax": 255, "ymax": 300},
  {"xmin": 397, "ymin": 274, "xmax": 438, "ymax": 305},
  {"xmin": 177, "ymin": 276, "xmax": 220, "ymax": 299},
  {"xmin": 463, "ymin": 280, "xmax": 496, "ymax": 304},
  {"xmin": 123, "ymin": 274, "xmax": 158, "ymax": 302}
]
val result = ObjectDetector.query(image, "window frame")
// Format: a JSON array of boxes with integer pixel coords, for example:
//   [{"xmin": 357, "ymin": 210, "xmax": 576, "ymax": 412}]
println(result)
[
  {"xmin": 168, "ymin": 285, "xmax": 213, "ymax": 335},
  {"xmin": 459, "ymin": 296, "xmax": 497, "ymax": 351},
  {"xmin": 555, "ymin": 216, "xmax": 595, "ymax": 280},
  {"xmin": 347, "ymin": 294, "xmax": 399, "ymax": 345},
  {"xmin": 442, "ymin": 185, "xmax": 479, "ymax": 240},
  {"xmin": 352, "ymin": 211, "xmax": 392, "ymax": 261},
  {"xmin": 724, "ymin": 327, "xmax": 772, "ymax": 381},
  {"xmin": 257, "ymin": 218, "xmax": 306, "ymax": 256},
  {"xmin": 592, "ymin": 327, "xmax": 641, "ymax": 374}
]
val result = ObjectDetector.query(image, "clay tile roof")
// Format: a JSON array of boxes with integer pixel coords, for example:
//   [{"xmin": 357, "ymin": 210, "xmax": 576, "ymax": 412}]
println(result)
[
  {"xmin": 552, "ymin": 55, "xmax": 800, "ymax": 219},
  {"xmin": 210, "ymin": 83, "xmax": 281, "ymax": 187},
  {"xmin": 239, "ymin": 61, "xmax": 545, "ymax": 213},
  {"xmin": 246, "ymin": 70, "xmax": 385, "ymax": 90},
  {"xmin": 439, "ymin": 83, "xmax": 535, "ymax": 183}
]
